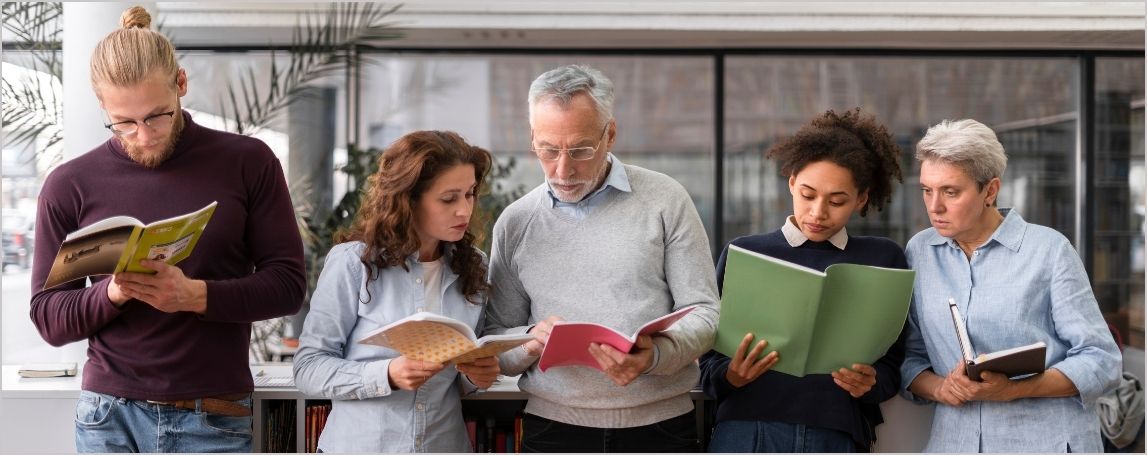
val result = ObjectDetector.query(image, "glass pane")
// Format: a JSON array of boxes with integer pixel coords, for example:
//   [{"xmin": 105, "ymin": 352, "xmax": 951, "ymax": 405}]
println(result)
[
  {"xmin": 724, "ymin": 57, "xmax": 1079, "ymax": 250},
  {"xmin": 178, "ymin": 51, "xmax": 349, "ymax": 188},
  {"xmin": 1094, "ymin": 57, "xmax": 1145, "ymax": 349},
  {"xmin": 357, "ymin": 54, "xmax": 717, "ymax": 254},
  {"xmin": 179, "ymin": 50, "xmax": 348, "ymax": 349},
  {"xmin": 2, "ymin": 49, "xmax": 72, "ymax": 365}
]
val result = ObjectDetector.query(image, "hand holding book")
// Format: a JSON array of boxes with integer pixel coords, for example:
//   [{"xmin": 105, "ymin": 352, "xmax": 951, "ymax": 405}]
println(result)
[
  {"xmin": 537, "ymin": 306, "xmax": 695, "ymax": 373},
  {"xmin": 948, "ymin": 298, "xmax": 1047, "ymax": 381},
  {"xmin": 387, "ymin": 355, "xmax": 446, "ymax": 391},
  {"xmin": 42, "ymin": 201, "xmax": 217, "ymax": 290},
  {"xmin": 724, "ymin": 332, "xmax": 779, "ymax": 388}
]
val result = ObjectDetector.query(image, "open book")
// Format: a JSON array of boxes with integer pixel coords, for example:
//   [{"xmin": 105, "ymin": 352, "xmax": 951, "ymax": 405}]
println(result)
[
  {"xmin": 358, "ymin": 312, "xmax": 533, "ymax": 364},
  {"xmin": 715, "ymin": 245, "xmax": 915, "ymax": 377},
  {"xmin": 537, "ymin": 306, "xmax": 695, "ymax": 372},
  {"xmin": 42, "ymin": 202, "xmax": 217, "ymax": 290},
  {"xmin": 949, "ymin": 298, "xmax": 1046, "ymax": 380}
]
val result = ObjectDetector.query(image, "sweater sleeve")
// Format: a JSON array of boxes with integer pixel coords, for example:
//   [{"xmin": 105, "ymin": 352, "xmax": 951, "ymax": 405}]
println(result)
[
  {"xmin": 29, "ymin": 171, "xmax": 126, "ymax": 347},
  {"xmin": 481, "ymin": 208, "xmax": 538, "ymax": 375},
  {"xmin": 201, "ymin": 150, "xmax": 306, "ymax": 323},
  {"xmin": 647, "ymin": 180, "xmax": 720, "ymax": 376}
]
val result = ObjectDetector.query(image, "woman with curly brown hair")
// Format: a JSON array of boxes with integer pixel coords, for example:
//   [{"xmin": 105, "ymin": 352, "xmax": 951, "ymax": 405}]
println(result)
[
  {"xmin": 700, "ymin": 109, "xmax": 908, "ymax": 452},
  {"xmin": 293, "ymin": 130, "xmax": 500, "ymax": 452}
]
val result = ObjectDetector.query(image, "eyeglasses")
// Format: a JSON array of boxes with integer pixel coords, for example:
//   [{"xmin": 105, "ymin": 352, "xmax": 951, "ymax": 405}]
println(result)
[
  {"xmin": 104, "ymin": 111, "xmax": 176, "ymax": 136},
  {"xmin": 532, "ymin": 121, "xmax": 610, "ymax": 161}
]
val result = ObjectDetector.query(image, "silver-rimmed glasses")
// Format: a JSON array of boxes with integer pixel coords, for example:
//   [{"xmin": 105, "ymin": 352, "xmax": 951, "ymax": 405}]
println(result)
[{"xmin": 532, "ymin": 121, "xmax": 610, "ymax": 161}]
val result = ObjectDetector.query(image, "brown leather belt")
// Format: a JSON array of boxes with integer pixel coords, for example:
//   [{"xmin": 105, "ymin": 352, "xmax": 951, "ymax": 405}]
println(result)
[{"xmin": 146, "ymin": 393, "xmax": 252, "ymax": 417}]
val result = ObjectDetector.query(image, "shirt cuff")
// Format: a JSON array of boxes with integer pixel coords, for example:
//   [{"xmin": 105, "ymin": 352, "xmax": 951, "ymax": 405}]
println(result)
[
  {"xmin": 363, "ymin": 359, "xmax": 393, "ymax": 398},
  {"xmin": 458, "ymin": 369, "xmax": 481, "ymax": 396},
  {"xmin": 642, "ymin": 343, "xmax": 660, "ymax": 374}
]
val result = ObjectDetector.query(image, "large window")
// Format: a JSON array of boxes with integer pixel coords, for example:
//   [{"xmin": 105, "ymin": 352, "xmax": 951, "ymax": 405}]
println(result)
[
  {"xmin": 356, "ymin": 54, "xmax": 718, "ymax": 250},
  {"xmin": 2, "ymin": 49, "xmax": 65, "ymax": 365},
  {"xmin": 1094, "ymin": 57, "xmax": 1145, "ymax": 349},
  {"xmin": 723, "ymin": 57, "xmax": 1079, "ymax": 247},
  {"xmin": 3, "ymin": 50, "xmax": 1143, "ymax": 367}
]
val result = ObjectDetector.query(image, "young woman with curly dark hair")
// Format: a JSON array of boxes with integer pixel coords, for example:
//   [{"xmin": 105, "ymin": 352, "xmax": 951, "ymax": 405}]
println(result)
[
  {"xmin": 293, "ymin": 130, "xmax": 500, "ymax": 452},
  {"xmin": 700, "ymin": 108, "xmax": 908, "ymax": 452}
]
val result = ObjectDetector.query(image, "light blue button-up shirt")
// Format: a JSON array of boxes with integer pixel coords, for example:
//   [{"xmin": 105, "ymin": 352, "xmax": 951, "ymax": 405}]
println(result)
[
  {"xmin": 293, "ymin": 242, "xmax": 485, "ymax": 453},
  {"xmin": 544, "ymin": 153, "xmax": 632, "ymax": 219},
  {"xmin": 900, "ymin": 208, "xmax": 1121, "ymax": 452}
]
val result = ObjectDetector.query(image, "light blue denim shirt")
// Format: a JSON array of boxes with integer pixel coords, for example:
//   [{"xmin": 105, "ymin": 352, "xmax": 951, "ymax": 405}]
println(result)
[
  {"xmin": 293, "ymin": 241, "xmax": 486, "ymax": 453},
  {"xmin": 900, "ymin": 208, "xmax": 1121, "ymax": 452},
  {"xmin": 544, "ymin": 153, "xmax": 632, "ymax": 219}
]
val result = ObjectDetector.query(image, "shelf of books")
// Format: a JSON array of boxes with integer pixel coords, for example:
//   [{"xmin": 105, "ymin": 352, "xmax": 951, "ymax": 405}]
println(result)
[
  {"xmin": 252, "ymin": 366, "xmax": 531, "ymax": 453},
  {"xmin": 252, "ymin": 365, "xmax": 710, "ymax": 453}
]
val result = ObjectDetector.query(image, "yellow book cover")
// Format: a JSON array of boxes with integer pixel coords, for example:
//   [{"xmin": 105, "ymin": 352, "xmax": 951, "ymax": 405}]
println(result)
[
  {"xmin": 358, "ymin": 312, "xmax": 533, "ymax": 364},
  {"xmin": 42, "ymin": 201, "xmax": 217, "ymax": 290}
]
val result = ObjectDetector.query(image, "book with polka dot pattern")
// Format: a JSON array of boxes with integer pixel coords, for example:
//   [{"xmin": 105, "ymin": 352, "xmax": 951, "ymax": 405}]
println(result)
[{"xmin": 358, "ymin": 312, "xmax": 533, "ymax": 364}]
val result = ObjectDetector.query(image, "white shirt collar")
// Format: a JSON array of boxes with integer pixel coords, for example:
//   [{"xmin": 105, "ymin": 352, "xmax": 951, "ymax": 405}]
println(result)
[{"xmin": 780, "ymin": 215, "xmax": 849, "ymax": 250}]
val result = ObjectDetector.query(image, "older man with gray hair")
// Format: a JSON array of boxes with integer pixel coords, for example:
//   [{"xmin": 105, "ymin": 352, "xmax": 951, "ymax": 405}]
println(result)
[{"xmin": 482, "ymin": 64, "xmax": 720, "ymax": 452}]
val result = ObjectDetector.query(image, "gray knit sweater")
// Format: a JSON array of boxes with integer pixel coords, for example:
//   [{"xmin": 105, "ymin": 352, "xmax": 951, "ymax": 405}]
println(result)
[{"xmin": 483, "ymin": 163, "xmax": 720, "ymax": 428}]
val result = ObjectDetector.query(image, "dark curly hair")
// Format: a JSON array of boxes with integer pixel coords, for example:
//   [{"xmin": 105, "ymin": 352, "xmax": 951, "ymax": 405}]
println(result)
[
  {"xmin": 766, "ymin": 108, "xmax": 903, "ymax": 216},
  {"xmin": 336, "ymin": 130, "xmax": 492, "ymax": 304}
]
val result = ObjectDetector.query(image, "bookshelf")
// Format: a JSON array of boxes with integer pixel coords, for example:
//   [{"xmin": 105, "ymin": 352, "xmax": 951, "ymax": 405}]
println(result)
[
  {"xmin": 1092, "ymin": 91, "xmax": 1143, "ymax": 349},
  {"xmin": 250, "ymin": 364, "xmax": 713, "ymax": 453}
]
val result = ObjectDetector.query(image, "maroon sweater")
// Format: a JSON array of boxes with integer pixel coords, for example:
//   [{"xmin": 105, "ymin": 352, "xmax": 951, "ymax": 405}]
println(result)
[{"xmin": 30, "ymin": 111, "xmax": 306, "ymax": 401}]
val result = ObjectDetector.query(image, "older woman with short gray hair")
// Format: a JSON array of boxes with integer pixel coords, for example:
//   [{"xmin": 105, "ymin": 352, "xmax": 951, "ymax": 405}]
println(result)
[{"xmin": 899, "ymin": 118, "xmax": 1120, "ymax": 452}]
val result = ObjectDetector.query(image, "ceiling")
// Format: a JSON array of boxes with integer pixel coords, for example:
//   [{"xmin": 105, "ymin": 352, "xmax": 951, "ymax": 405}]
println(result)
[{"xmin": 154, "ymin": 1, "xmax": 1146, "ymax": 50}]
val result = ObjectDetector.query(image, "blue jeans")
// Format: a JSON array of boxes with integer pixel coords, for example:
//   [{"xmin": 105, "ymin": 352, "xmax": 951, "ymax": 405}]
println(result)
[
  {"xmin": 708, "ymin": 420, "xmax": 857, "ymax": 453},
  {"xmin": 74, "ymin": 390, "xmax": 252, "ymax": 453},
  {"xmin": 521, "ymin": 411, "xmax": 700, "ymax": 452}
]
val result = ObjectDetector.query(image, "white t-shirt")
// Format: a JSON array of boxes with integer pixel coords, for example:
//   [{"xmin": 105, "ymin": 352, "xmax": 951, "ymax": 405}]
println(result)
[{"xmin": 420, "ymin": 258, "xmax": 444, "ymax": 314}]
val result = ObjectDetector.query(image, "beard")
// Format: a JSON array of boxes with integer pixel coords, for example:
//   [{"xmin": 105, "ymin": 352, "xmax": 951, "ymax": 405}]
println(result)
[
  {"xmin": 120, "ymin": 114, "xmax": 184, "ymax": 168},
  {"xmin": 550, "ymin": 160, "xmax": 611, "ymax": 203}
]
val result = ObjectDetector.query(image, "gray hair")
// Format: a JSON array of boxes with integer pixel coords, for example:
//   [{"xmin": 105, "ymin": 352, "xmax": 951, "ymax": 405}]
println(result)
[
  {"xmin": 528, "ymin": 64, "xmax": 614, "ymax": 127},
  {"xmin": 915, "ymin": 119, "xmax": 1008, "ymax": 188}
]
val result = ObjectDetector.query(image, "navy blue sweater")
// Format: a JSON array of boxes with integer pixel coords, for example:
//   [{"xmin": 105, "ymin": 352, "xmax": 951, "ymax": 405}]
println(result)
[{"xmin": 699, "ymin": 229, "xmax": 908, "ymax": 450}]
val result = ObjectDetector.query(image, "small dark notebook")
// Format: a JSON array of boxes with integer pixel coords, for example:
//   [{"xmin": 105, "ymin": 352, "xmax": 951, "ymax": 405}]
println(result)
[{"xmin": 949, "ymin": 299, "xmax": 1047, "ymax": 381}]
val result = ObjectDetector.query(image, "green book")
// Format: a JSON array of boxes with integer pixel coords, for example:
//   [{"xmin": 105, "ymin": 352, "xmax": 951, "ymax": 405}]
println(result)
[
  {"xmin": 42, "ymin": 201, "xmax": 217, "ymax": 290},
  {"xmin": 716, "ymin": 244, "xmax": 915, "ymax": 377}
]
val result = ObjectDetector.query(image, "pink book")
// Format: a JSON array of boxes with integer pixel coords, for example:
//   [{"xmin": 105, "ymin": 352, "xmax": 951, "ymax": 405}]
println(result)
[{"xmin": 537, "ymin": 306, "xmax": 695, "ymax": 372}]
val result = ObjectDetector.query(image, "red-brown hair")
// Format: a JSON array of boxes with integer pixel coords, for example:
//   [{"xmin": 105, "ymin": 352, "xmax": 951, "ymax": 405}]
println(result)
[{"xmin": 337, "ymin": 130, "xmax": 492, "ymax": 303}]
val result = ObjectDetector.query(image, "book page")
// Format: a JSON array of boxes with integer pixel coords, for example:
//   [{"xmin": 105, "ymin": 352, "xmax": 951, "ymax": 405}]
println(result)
[
  {"xmin": 948, "ymin": 299, "xmax": 976, "ymax": 363},
  {"xmin": 356, "ymin": 312, "xmax": 530, "ymax": 364},
  {"xmin": 716, "ymin": 245, "xmax": 827, "ymax": 377},
  {"xmin": 450, "ymin": 337, "xmax": 532, "ymax": 364},
  {"xmin": 120, "ymin": 201, "xmax": 217, "ymax": 273},
  {"xmin": 977, "ymin": 341, "xmax": 1047, "ymax": 362},
  {"xmin": 635, "ymin": 306, "xmax": 695, "ymax": 336},
  {"xmin": 717, "ymin": 245, "xmax": 914, "ymax": 377},
  {"xmin": 375, "ymin": 319, "xmax": 479, "ymax": 363},
  {"xmin": 63, "ymin": 216, "xmax": 142, "ymax": 241},
  {"xmin": 538, "ymin": 307, "xmax": 695, "ymax": 372},
  {"xmin": 806, "ymin": 262, "xmax": 914, "ymax": 374},
  {"xmin": 537, "ymin": 322, "xmax": 629, "ymax": 372},
  {"xmin": 42, "ymin": 225, "xmax": 138, "ymax": 290}
]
